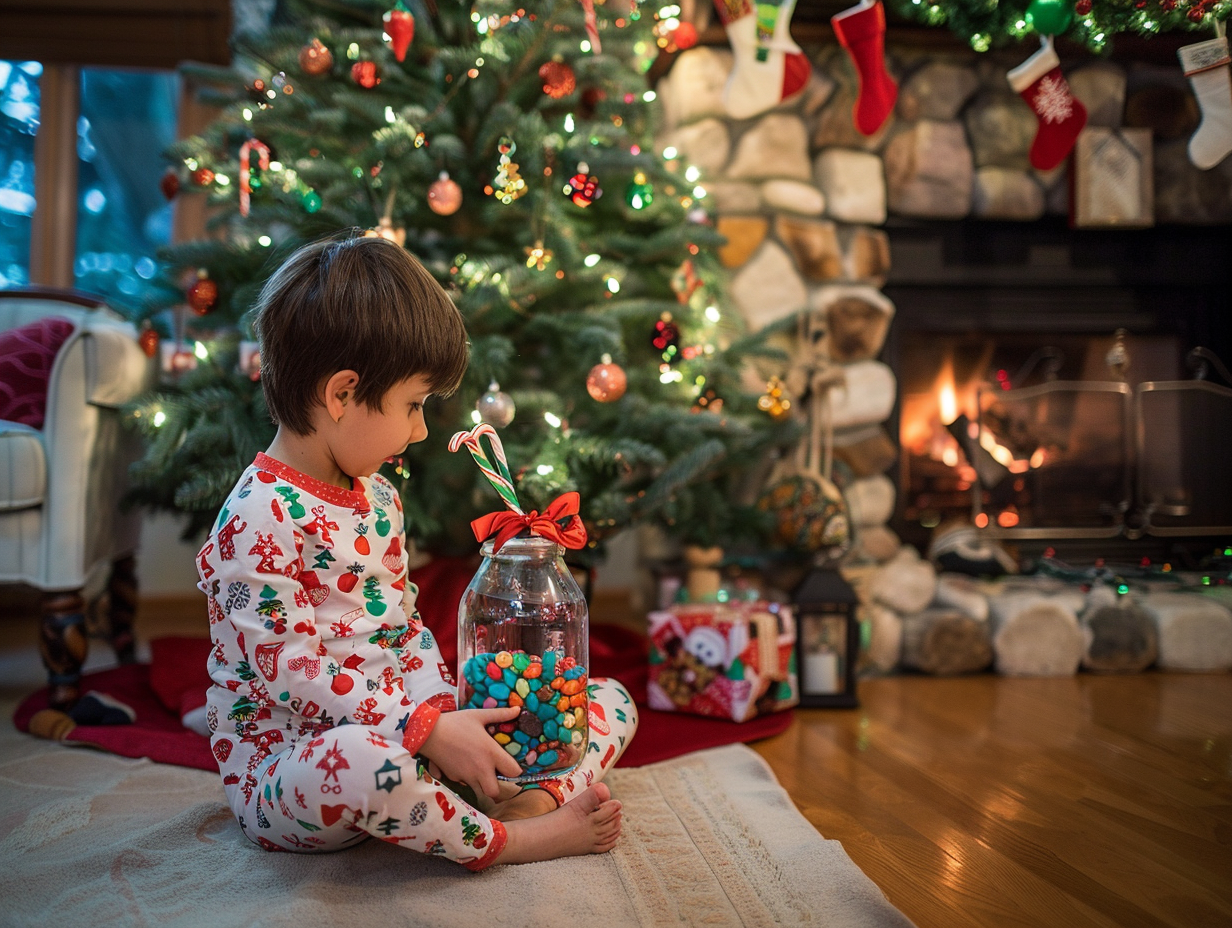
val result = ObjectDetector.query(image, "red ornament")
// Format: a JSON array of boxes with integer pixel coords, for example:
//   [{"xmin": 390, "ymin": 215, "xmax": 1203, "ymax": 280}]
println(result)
[
  {"xmin": 652, "ymin": 316, "xmax": 680, "ymax": 352},
  {"xmin": 563, "ymin": 169, "xmax": 602, "ymax": 207},
  {"xmin": 427, "ymin": 172, "xmax": 463, "ymax": 216},
  {"xmin": 538, "ymin": 60, "xmax": 577, "ymax": 99},
  {"xmin": 188, "ymin": 272, "xmax": 218, "ymax": 316},
  {"xmin": 672, "ymin": 22, "xmax": 699, "ymax": 49},
  {"xmin": 351, "ymin": 61, "xmax": 380, "ymax": 89},
  {"xmin": 385, "ymin": 2, "xmax": 415, "ymax": 62},
  {"xmin": 138, "ymin": 324, "xmax": 159, "ymax": 358},
  {"xmin": 169, "ymin": 349, "xmax": 197, "ymax": 373},
  {"xmin": 586, "ymin": 359, "xmax": 627, "ymax": 403},
  {"xmin": 299, "ymin": 38, "xmax": 333, "ymax": 76},
  {"xmin": 1074, "ymin": 0, "xmax": 1091, "ymax": 12},
  {"xmin": 1187, "ymin": 5, "xmax": 1205, "ymax": 19},
  {"xmin": 191, "ymin": 167, "xmax": 215, "ymax": 187},
  {"xmin": 579, "ymin": 86, "xmax": 606, "ymax": 117},
  {"xmin": 159, "ymin": 169, "xmax": 180, "ymax": 200}
]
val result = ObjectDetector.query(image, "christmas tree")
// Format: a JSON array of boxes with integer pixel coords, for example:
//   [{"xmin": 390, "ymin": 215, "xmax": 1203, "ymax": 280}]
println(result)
[{"xmin": 128, "ymin": 0, "xmax": 794, "ymax": 561}]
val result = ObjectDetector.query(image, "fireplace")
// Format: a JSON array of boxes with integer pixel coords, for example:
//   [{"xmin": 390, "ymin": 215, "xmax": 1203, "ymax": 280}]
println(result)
[{"xmin": 883, "ymin": 217, "xmax": 1232, "ymax": 560}]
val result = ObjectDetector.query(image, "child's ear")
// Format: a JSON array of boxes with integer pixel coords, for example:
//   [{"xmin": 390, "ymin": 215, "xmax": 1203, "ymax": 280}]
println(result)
[{"xmin": 323, "ymin": 370, "xmax": 360, "ymax": 423}]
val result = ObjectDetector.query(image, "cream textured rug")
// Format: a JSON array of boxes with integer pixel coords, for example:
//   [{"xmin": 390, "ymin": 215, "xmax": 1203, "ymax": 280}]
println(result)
[{"xmin": 0, "ymin": 707, "xmax": 913, "ymax": 927}]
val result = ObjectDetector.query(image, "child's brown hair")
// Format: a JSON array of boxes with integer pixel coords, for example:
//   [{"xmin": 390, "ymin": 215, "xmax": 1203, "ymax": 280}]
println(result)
[{"xmin": 254, "ymin": 234, "xmax": 468, "ymax": 435}]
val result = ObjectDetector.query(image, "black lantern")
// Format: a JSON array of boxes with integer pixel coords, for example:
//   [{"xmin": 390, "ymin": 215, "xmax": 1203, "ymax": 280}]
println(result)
[{"xmin": 792, "ymin": 568, "xmax": 860, "ymax": 708}]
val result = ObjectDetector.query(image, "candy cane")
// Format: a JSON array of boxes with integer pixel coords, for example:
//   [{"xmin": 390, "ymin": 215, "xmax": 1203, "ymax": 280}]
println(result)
[
  {"xmin": 449, "ymin": 423, "xmax": 523, "ymax": 514},
  {"xmin": 578, "ymin": 0, "xmax": 601, "ymax": 52},
  {"xmin": 239, "ymin": 138, "xmax": 270, "ymax": 217}
]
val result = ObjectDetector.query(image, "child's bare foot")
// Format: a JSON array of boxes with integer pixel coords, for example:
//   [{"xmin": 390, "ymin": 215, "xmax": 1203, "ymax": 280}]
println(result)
[
  {"xmin": 489, "ymin": 786, "xmax": 557, "ymax": 821},
  {"xmin": 495, "ymin": 784, "xmax": 622, "ymax": 864}
]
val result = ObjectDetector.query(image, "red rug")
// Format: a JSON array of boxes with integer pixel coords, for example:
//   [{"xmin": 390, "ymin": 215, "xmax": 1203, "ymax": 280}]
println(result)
[{"xmin": 14, "ymin": 558, "xmax": 792, "ymax": 770}]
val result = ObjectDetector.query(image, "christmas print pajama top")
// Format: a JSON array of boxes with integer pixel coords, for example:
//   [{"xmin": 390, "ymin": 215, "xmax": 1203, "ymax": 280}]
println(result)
[{"xmin": 197, "ymin": 453, "xmax": 637, "ymax": 869}]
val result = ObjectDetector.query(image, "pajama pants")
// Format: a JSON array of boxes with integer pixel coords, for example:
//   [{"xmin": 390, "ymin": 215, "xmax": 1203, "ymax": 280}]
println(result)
[{"xmin": 229, "ymin": 678, "xmax": 638, "ymax": 869}]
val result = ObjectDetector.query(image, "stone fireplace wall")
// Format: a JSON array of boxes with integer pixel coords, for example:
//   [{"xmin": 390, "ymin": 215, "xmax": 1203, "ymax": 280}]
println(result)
[{"xmin": 652, "ymin": 40, "xmax": 1231, "ymax": 572}]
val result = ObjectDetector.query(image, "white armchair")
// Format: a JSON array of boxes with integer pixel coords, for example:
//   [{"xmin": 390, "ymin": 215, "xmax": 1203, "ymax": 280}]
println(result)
[{"xmin": 0, "ymin": 288, "xmax": 153, "ymax": 708}]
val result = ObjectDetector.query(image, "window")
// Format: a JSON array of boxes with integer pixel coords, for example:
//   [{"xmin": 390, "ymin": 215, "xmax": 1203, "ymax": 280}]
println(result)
[
  {"xmin": 0, "ymin": 61, "xmax": 180, "ymax": 309},
  {"xmin": 0, "ymin": 60, "xmax": 40, "ymax": 288},
  {"xmin": 75, "ymin": 68, "xmax": 179, "ymax": 307}
]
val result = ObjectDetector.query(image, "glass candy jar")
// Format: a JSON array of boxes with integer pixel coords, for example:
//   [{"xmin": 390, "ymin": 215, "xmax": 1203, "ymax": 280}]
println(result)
[{"xmin": 458, "ymin": 536, "xmax": 589, "ymax": 783}]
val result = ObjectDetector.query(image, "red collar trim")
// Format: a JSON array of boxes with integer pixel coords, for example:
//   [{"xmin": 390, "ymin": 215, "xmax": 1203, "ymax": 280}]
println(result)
[{"xmin": 254, "ymin": 452, "xmax": 368, "ymax": 510}]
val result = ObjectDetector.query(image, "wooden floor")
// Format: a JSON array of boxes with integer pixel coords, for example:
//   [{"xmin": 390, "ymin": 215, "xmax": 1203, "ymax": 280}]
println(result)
[
  {"xmin": 4, "ymin": 592, "xmax": 1231, "ymax": 928},
  {"xmin": 755, "ymin": 673, "xmax": 1232, "ymax": 928}
]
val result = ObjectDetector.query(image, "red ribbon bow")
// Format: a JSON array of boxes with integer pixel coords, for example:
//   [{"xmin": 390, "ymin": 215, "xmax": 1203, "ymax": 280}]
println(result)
[{"xmin": 471, "ymin": 491, "xmax": 588, "ymax": 554}]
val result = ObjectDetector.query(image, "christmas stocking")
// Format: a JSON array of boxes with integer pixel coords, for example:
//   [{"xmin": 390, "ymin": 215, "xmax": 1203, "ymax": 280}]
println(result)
[
  {"xmin": 1179, "ymin": 36, "xmax": 1232, "ymax": 170},
  {"xmin": 1007, "ymin": 41, "xmax": 1087, "ymax": 171},
  {"xmin": 831, "ymin": 0, "xmax": 897, "ymax": 136},
  {"xmin": 713, "ymin": 0, "xmax": 811, "ymax": 120}
]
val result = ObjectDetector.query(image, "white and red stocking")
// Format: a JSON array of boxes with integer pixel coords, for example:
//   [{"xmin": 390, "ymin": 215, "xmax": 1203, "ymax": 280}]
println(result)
[
  {"xmin": 1178, "ymin": 35, "xmax": 1232, "ymax": 170},
  {"xmin": 712, "ymin": 0, "xmax": 811, "ymax": 120},
  {"xmin": 1007, "ymin": 40, "xmax": 1087, "ymax": 171},
  {"xmin": 831, "ymin": 0, "xmax": 897, "ymax": 136}
]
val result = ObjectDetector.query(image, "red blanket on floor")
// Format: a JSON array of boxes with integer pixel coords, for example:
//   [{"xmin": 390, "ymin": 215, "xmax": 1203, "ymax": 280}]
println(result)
[{"xmin": 14, "ymin": 557, "xmax": 792, "ymax": 769}]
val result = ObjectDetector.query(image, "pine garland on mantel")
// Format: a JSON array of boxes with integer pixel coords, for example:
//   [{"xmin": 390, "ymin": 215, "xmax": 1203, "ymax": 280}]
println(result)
[{"xmin": 888, "ymin": 0, "xmax": 1231, "ymax": 52}]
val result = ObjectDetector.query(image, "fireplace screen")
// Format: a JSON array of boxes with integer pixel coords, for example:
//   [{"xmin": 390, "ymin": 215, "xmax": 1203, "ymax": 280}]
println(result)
[
  {"xmin": 899, "ymin": 332, "xmax": 1232, "ymax": 539},
  {"xmin": 974, "ymin": 380, "xmax": 1132, "ymax": 537}
]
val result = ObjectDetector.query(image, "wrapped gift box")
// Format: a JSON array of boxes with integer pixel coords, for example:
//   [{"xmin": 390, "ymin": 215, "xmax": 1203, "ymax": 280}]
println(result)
[{"xmin": 646, "ymin": 601, "xmax": 798, "ymax": 722}]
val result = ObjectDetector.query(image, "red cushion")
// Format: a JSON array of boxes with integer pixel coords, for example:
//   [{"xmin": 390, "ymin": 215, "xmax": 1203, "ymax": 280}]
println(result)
[{"xmin": 0, "ymin": 316, "xmax": 76, "ymax": 428}]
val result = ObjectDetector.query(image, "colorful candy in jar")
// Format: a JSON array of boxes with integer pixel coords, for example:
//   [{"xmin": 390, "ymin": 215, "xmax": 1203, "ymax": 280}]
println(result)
[{"xmin": 461, "ymin": 649, "xmax": 589, "ymax": 779}]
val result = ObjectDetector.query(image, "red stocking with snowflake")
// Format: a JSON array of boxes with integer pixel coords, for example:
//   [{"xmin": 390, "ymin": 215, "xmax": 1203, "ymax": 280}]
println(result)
[
  {"xmin": 831, "ymin": 0, "xmax": 898, "ymax": 136},
  {"xmin": 1007, "ymin": 39, "xmax": 1087, "ymax": 171},
  {"xmin": 713, "ymin": 0, "xmax": 811, "ymax": 120}
]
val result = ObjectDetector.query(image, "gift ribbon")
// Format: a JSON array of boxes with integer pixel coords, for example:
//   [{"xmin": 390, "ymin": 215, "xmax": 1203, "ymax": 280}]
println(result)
[{"xmin": 470, "ymin": 491, "xmax": 588, "ymax": 554}]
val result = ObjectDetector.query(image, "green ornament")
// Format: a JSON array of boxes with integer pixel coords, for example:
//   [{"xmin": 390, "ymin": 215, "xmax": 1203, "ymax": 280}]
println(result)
[
  {"xmin": 625, "ymin": 172, "xmax": 653, "ymax": 209},
  {"xmin": 302, "ymin": 190, "xmax": 322, "ymax": 212},
  {"xmin": 1025, "ymin": 0, "xmax": 1073, "ymax": 35}
]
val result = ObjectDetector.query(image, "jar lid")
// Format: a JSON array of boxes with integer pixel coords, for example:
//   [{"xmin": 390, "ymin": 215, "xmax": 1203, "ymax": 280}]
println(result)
[{"xmin": 480, "ymin": 535, "xmax": 563, "ymax": 558}]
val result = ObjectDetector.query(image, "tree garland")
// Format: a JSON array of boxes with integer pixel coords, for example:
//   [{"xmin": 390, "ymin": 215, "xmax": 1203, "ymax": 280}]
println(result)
[{"xmin": 889, "ymin": 0, "xmax": 1232, "ymax": 52}]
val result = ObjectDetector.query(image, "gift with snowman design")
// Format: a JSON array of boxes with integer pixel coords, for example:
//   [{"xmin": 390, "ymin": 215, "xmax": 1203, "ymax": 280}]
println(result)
[{"xmin": 646, "ymin": 602, "xmax": 798, "ymax": 722}]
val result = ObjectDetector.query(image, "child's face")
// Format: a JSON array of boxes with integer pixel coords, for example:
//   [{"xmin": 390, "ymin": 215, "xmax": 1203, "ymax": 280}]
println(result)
[{"xmin": 332, "ymin": 374, "xmax": 433, "ymax": 479}]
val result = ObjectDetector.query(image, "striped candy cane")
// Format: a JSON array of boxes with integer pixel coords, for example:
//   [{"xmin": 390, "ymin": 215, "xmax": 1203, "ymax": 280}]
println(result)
[
  {"xmin": 449, "ymin": 423, "xmax": 523, "ymax": 515},
  {"xmin": 579, "ymin": 0, "xmax": 601, "ymax": 52},
  {"xmin": 239, "ymin": 138, "xmax": 270, "ymax": 217}
]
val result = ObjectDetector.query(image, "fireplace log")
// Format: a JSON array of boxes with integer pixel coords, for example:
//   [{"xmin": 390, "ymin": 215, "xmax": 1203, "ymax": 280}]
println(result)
[
  {"xmin": 988, "ymin": 589, "xmax": 1085, "ymax": 676},
  {"xmin": 934, "ymin": 573, "xmax": 991, "ymax": 622},
  {"xmin": 869, "ymin": 546, "xmax": 937, "ymax": 615},
  {"xmin": 861, "ymin": 601, "xmax": 903, "ymax": 673},
  {"xmin": 901, "ymin": 608, "xmax": 993, "ymax": 675},
  {"xmin": 1079, "ymin": 587, "xmax": 1158, "ymax": 673},
  {"xmin": 1140, "ymin": 592, "xmax": 1232, "ymax": 672}
]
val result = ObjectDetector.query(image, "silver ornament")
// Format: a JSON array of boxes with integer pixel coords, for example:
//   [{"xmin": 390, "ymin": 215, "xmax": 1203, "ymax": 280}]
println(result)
[{"xmin": 476, "ymin": 381, "xmax": 515, "ymax": 427}]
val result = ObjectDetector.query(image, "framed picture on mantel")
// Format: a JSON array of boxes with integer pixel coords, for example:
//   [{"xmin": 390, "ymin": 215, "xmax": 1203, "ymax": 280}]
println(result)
[{"xmin": 1072, "ymin": 127, "xmax": 1154, "ymax": 229}]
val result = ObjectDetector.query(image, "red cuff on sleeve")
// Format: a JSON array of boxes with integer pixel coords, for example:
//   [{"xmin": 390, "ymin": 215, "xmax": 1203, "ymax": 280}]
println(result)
[
  {"xmin": 401, "ymin": 702, "xmax": 441, "ymax": 755},
  {"xmin": 463, "ymin": 820, "xmax": 508, "ymax": 871},
  {"xmin": 425, "ymin": 692, "xmax": 457, "ymax": 713}
]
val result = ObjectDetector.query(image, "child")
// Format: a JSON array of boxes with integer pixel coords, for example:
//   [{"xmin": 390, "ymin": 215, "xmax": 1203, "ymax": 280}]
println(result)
[{"xmin": 196, "ymin": 234, "xmax": 637, "ymax": 869}]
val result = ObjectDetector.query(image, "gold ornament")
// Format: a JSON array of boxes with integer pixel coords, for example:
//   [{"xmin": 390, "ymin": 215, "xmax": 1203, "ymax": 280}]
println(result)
[
  {"xmin": 491, "ymin": 138, "xmax": 526, "ymax": 204},
  {"xmin": 364, "ymin": 217, "xmax": 406, "ymax": 246},
  {"xmin": 757, "ymin": 376, "xmax": 792, "ymax": 420},
  {"xmin": 524, "ymin": 241, "xmax": 553, "ymax": 270}
]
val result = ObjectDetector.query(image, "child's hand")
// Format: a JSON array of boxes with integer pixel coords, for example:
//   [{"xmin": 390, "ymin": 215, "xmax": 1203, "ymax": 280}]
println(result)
[{"xmin": 419, "ymin": 707, "xmax": 522, "ymax": 800}]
